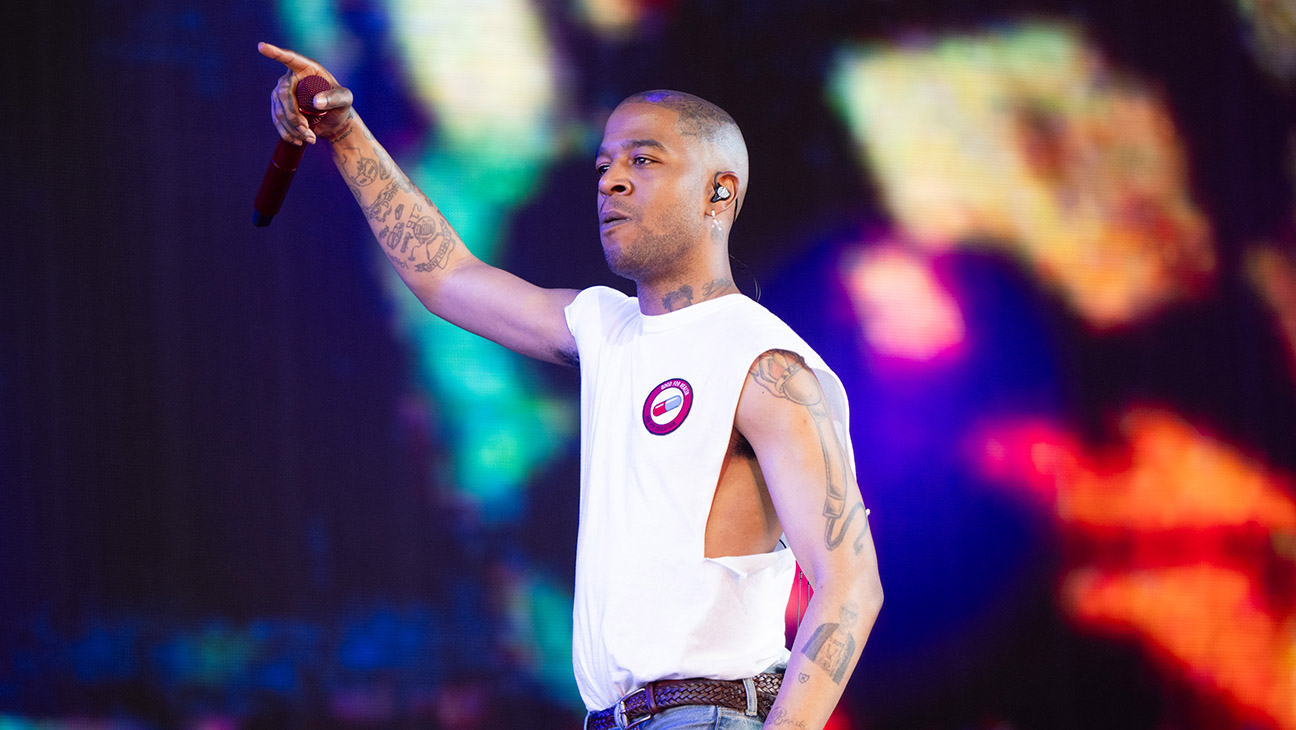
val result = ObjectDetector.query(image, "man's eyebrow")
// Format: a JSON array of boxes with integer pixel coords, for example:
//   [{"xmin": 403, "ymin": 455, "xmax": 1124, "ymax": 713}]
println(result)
[{"xmin": 595, "ymin": 138, "xmax": 668, "ymax": 158}]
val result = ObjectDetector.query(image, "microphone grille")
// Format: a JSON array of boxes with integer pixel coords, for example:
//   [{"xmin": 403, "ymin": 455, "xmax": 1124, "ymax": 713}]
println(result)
[{"xmin": 295, "ymin": 75, "xmax": 333, "ymax": 115}]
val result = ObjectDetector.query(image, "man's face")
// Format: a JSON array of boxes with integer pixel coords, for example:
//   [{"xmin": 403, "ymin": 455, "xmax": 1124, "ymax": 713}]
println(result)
[{"xmin": 595, "ymin": 103, "xmax": 708, "ymax": 281}]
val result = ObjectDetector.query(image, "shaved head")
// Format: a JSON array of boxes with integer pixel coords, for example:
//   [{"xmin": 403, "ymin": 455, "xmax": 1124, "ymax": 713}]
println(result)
[{"xmin": 616, "ymin": 90, "xmax": 750, "ymax": 214}]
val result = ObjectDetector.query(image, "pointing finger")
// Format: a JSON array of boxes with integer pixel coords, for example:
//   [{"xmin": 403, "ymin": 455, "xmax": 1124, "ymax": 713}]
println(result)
[{"xmin": 257, "ymin": 41, "xmax": 316, "ymax": 75}]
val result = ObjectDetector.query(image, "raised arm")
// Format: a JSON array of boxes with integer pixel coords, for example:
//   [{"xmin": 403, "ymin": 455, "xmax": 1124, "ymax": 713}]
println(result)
[
  {"xmin": 736, "ymin": 349, "xmax": 883, "ymax": 730},
  {"xmin": 258, "ymin": 42, "xmax": 579, "ymax": 365}
]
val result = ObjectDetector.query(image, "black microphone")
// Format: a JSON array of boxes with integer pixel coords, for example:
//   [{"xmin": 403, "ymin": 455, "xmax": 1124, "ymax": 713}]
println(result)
[{"xmin": 252, "ymin": 75, "xmax": 333, "ymax": 227}]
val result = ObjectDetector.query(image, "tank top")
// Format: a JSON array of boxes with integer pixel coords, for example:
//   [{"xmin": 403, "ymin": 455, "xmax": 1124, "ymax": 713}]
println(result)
[{"xmin": 564, "ymin": 286, "xmax": 854, "ymax": 711}]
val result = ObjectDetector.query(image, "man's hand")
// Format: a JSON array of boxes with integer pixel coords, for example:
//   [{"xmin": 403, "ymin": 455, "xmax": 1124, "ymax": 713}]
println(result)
[
  {"xmin": 258, "ymin": 42, "xmax": 355, "ymax": 145},
  {"xmin": 255, "ymin": 41, "xmax": 580, "ymax": 364}
]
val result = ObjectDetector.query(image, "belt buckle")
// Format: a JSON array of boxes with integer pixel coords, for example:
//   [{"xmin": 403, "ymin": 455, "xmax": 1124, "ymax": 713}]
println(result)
[{"xmin": 614, "ymin": 686, "xmax": 651, "ymax": 729}]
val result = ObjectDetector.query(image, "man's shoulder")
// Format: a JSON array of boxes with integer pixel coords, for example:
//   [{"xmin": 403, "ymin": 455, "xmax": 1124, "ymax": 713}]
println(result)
[
  {"xmin": 566, "ymin": 286, "xmax": 640, "ymax": 350},
  {"xmin": 569, "ymin": 285, "xmax": 635, "ymax": 315},
  {"xmin": 723, "ymin": 296, "xmax": 808, "ymax": 344},
  {"xmin": 729, "ymin": 299, "xmax": 844, "ymax": 387}
]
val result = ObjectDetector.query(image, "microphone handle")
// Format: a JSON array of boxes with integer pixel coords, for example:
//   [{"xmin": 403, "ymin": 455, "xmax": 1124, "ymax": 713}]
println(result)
[
  {"xmin": 252, "ymin": 75, "xmax": 331, "ymax": 228},
  {"xmin": 252, "ymin": 139, "xmax": 308, "ymax": 227}
]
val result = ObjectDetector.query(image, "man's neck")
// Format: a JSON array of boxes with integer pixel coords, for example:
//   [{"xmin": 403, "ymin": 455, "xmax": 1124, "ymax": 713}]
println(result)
[{"xmin": 637, "ymin": 273, "xmax": 740, "ymax": 315}]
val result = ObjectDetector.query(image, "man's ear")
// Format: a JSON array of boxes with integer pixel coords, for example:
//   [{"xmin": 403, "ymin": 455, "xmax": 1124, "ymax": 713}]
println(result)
[{"xmin": 710, "ymin": 170, "xmax": 739, "ymax": 214}]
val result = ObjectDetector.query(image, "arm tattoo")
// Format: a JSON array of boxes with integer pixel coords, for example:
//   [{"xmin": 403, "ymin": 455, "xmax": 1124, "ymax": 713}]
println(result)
[
  {"xmin": 330, "ymin": 126, "xmax": 459, "ymax": 275},
  {"xmin": 409, "ymin": 214, "xmax": 457, "ymax": 272},
  {"xmin": 748, "ymin": 350, "xmax": 865, "ymax": 552},
  {"xmin": 748, "ymin": 350, "xmax": 818, "ymax": 405},
  {"xmin": 332, "ymin": 120, "xmax": 395, "ymax": 207},
  {"xmin": 324, "ymin": 115, "xmax": 357, "ymax": 143},
  {"xmin": 800, "ymin": 602, "xmax": 860, "ymax": 684},
  {"xmin": 338, "ymin": 148, "xmax": 393, "ymax": 189},
  {"xmin": 362, "ymin": 177, "xmax": 416, "ymax": 224},
  {"xmin": 767, "ymin": 708, "xmax": 809, "ymax": 728},
  {"xmin": 375, "ymin": 202, "xmax": 458, "ymax": 271}
]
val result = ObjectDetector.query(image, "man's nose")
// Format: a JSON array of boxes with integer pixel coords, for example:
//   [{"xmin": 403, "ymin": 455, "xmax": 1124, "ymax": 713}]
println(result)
[{"xmin": 598, "ymin": 167, "xmax": 631, "ymax": 196}]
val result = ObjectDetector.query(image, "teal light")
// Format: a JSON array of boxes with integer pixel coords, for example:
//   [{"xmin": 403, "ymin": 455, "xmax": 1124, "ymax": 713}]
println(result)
[
  {"xmin": 276, "ymin": 0, "xmax": 580, "ymax": 705},
  {"xmin": 279, "ymin": 0, "xmax": 573, "ymax": 512}
]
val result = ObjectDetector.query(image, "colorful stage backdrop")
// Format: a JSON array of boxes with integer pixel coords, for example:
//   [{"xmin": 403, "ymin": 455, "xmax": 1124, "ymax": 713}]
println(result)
[{"xmin": 4, "ymin": 0, "xmax": 1295, "ymax": 728}]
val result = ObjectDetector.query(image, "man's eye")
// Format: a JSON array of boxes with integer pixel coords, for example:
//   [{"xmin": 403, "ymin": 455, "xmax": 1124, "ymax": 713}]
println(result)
[
  {"xmin": 595, "ymin": 164, "xmax": 609, "ymax": 175},
  {"xmin": 633, "ymin": 156, "xmax": 651, "ymax": 165}
]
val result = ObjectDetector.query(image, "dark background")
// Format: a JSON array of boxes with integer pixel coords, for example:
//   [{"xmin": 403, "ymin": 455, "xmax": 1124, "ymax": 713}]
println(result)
[{"xmin": 3, "ymin": 0, "xmax": 1294, "ymax": 728}]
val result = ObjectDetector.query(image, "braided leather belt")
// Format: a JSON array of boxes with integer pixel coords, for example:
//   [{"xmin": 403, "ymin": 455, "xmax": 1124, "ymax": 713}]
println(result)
[{"xmin": 586, "ymin": 673, "xmax": 783, "ymax": 730}]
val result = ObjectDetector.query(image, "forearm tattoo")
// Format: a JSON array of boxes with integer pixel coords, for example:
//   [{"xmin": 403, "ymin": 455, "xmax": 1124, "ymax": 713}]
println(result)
[
  {"xmin": 767, "ymin": 708, "xmax": 809, "ymax": 728},
  {"xmin": 339, "ymin": 147, "xmax": 393, "ymax": 190},
  {"xmin": 800, "ymin": 602, "xmax": 861, "ymax": 684},
  {"xmin": 333, "ymin": 134, "xmax": 459, "ymax": 273},
  {"xmin": 748, "ymin": 350, "xmax": 867, "ymax": 554},
  {"xmin": 377, "ymin": 202, "xmax": 457, "ymax": 272},
  {"xmin": 327, "ymin": 122, "xmax": 356, "ymax": 144}
]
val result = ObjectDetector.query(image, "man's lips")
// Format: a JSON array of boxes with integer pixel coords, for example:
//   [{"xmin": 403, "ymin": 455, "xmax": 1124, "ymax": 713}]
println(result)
[{"xmin": 599, "ymin": 208, "xmax": 632, "ymax": 226}]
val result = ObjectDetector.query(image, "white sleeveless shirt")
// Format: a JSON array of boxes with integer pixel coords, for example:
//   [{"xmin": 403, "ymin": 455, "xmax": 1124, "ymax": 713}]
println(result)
[{"xmin": 564, "ymin": 287, "xmax": 854, "ymax": 711}]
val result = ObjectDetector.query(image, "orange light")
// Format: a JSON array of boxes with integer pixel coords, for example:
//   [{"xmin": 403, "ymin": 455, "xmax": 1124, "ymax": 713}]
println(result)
[
  {"xmin": 1068, "ymin": 565, "xmax": 1295, "ymax": 730},
  {"xmin": 982, "ymin": 410, "xmax": 1296, "ymax": 530},
  {"xmin": 979, "ymin": 409, "xmax": 1296, "ymax": 728}
]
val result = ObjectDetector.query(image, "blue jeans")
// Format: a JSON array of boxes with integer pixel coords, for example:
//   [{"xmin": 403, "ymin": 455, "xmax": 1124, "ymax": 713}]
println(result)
[{"xmin": 594, "ymin": 704, "xmax": 764, "ymax": 729}]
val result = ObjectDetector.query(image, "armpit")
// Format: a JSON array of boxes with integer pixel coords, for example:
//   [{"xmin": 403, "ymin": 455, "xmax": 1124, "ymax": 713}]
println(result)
[
  {"xmin": 555, "ymin": 346, "xmax": 580, "ymax": 368},
  {"xmin": 728, "ymin": 427, "xmax": 756, "ymax": 458}
]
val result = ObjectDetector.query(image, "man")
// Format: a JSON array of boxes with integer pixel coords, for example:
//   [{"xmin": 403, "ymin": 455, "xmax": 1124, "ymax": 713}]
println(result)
[{"xmin": 259, "ymin": 42, "xmax": 882, "ymax": 730}]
